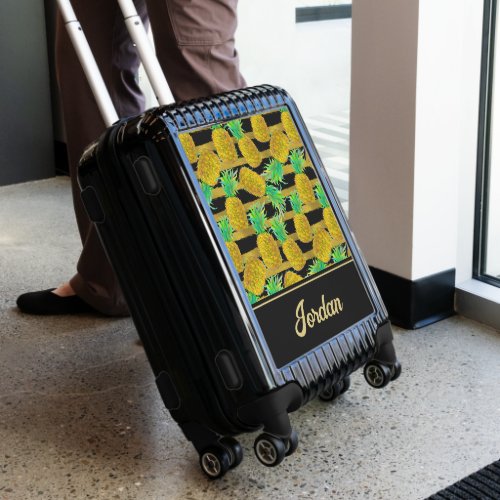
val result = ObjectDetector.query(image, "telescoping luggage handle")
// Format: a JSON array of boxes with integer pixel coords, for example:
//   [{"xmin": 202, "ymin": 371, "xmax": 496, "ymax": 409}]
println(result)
[{"xmin": 57, "ymin": 0, "xmax": 172, "ymax": 127}]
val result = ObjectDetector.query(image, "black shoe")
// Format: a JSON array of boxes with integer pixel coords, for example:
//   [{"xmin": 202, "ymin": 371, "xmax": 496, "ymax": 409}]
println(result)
[{"xmin": 16, "ymin": 288, "xmax": 97, "ymax": 315}]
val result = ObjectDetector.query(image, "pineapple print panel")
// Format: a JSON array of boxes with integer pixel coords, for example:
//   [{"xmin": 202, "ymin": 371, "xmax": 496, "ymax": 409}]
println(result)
[{"xmin": 178, "ymin": 107, "xmax": 352, "ymax": 308}]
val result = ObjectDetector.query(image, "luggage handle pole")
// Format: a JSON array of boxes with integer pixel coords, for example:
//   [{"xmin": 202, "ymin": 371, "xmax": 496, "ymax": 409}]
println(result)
[
  {"xmin": 117, "ymin": 0, "xmax": 172, "ymax": 106},
  {"xmin": 57, "ymin": 0, "xmax": 119, "ymax": 127}
]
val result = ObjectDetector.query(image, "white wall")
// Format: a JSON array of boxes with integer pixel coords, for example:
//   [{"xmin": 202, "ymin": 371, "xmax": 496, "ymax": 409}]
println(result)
[
  {"xmin": 350, "ymin": 0, "xmax": 484, "ymax": 283},
  {"xmin": 349, "ymin": 0, "xmax": 419, "ymax": 280},
  {"xmin": 412, "ymin": 0, "xmax": 463, "ymax": 280}
]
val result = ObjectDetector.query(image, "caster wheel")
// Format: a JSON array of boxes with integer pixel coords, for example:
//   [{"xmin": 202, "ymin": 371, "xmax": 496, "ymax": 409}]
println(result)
[
  {"xmin": 219, "ymin": 436, "xmax": 243, "ymax": 468},
  {"xmin": 364, "ymin": 362, "xmax": 391, "ymax": 388},
  {"xmin": 285, "ymin": 429, "xmax": 299, "ymax": 457},
  {"xmin": 340, "ymin": 375, "xmax": 351, "ymax": 394},
  {"xmin": 319, "ymin": 383, "xmax": 339, "ymax": 402},
  {"xmin": 254, "ymin": 433, "xmax": 286, "ymax": 467},
  {"xmin": 391, "ymin": 361, "xmax": 402, "ymax": 381},
  {"xmin": 199, "ymin": 445, "xmax": 231, "ymax": 479},
  {"xmin": 319, "ymin": 376, "xmax": 350, "ymax": 401}
]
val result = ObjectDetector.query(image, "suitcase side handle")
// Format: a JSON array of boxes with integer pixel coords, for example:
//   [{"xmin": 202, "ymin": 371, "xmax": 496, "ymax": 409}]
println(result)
[{"xmin": 57, "ymin": 0, "xmax": 119, "ymax": 127}]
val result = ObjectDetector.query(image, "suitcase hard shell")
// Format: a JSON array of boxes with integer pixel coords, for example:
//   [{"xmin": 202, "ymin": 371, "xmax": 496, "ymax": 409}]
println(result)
[{"xmin": 78, "ymin": 85, "xmax": 400, "ymax": 477}]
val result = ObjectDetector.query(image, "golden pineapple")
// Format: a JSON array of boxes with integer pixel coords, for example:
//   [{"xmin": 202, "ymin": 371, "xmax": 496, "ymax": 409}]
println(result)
[
  {"xmin": 289, "ymin": 191, "xmax": 312, "ymax": 243},
  {"xmin": 227, "ymin": 119, "xmax": 262, "ymax": 168},
  {"xmin": 239, "ymin": 167, "xmax": 266, "ymax": 197},
  {"xmin": 290, "ymin": 148, "xmax": 315, "ymax": 204},
  {"xmin": 284, "ymin": 271, "xmax": 302, "ymax": 287},
  {"xmin": 281, "ymin": 107, "xmax": 301, "ymax": 144},
  {"xmin": 244, "ymin": 258, "xmax": 266, "ymax": 296},
  {"xmin": 324, "ymin": 208, "xmax": 343, "ymax": 246},
  {"xmin": 283, "ymin": 239, "xmax": 305, "ymax": 271},
  {"xmin": 270, "ymin": 217, "xmax": 305, "ymax": 271},
  {"xmin": 270, "ymin": 130, "xmax": 290, "ymax": 163},
  {"xmin": 315, "ymin": 184, "xmax": 344, "ymax": 246},
  {"xmin": 218, "ymin": 216, "xmax": 244, "ymax": 273},
  {"xmin": 179, "ymin": 133, "xmax": 197, "ymax": 163},
  {"xmin": 212, "ymin": 125, "xmax": 237, "ymax": 162},
  {"xmin": 227, "ymin": 242, "xmax": 243, "ymax": 272},
  {"xmin": 250, "ymin": 115, "xmax": 270, "ymax": 142},
  {"xmin": 248, "ymin": 204, "xmax": 282, "ymax": 270},
  {"xmin": 226, "ymin": 198, "xmax": 247, "ymax": 230},
  {"xmin": 196, "ymin": 149, "xmax": 221, "ymax": 186},
  {"xmin": 220, "ymin": 169, "xmax": 248, "ymax": 230},
  {"xmin": 313, "ymin": 229, "xmax": 333, "ymax": 263}
]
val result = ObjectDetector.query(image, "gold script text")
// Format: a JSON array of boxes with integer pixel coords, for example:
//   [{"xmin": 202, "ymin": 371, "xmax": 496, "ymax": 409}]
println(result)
[{"xmin": 295, "ymin": 295, "xmax": 344, "ymax": 337}]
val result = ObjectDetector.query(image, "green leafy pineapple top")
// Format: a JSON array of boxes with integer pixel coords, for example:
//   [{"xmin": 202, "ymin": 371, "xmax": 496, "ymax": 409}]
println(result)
[
  {"xmin": 265, "ymin": 185, "xmax": 286, "ymax": 216},
  {"xmin": 265, "ymin": 275, "xmax": 284, "ymax": 296},
  {"xmin": 264, "ymin": 159, "xmax": 286, "ymax": 186},
  {"xmin": 218, "ymin": 216, "xmax": 235, "ymax": 243},
  {"xmin": 220, "ymin": 169, "xmax": 239, "ymax": 198},
  {"xmin": 289, "ymin": 191, "xmax": 303, "ymax": 214},
  {"xmin": 226, "ymin": 119, "xmax": 245, "ymax": 140},
  {"xmin": 289, "ymin": 148, "xmax": 306, "ymax": 174},
  {"xmin": 308, "ymin": 258, "xmax": 327, "ymax": 276},
  {"xmin": 315, "ymin": 184, "xmax": 330, "ymax": 209},
  {"xmin": 269, "ymin": 217, "xmax": 288, "ymax": 243},
  {"xmin": 200, "ymin": 181, "xmax": 214, "ymax": 209},
  {"xmin": 248, "ymin": 203, "xmax": 268, "ymax": 235}
]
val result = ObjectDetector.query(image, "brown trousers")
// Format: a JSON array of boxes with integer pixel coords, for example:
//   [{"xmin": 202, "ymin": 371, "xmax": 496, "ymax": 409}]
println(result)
[{"xmin": 56, "ymin": 0, "xmax": 246, "ymax": 316}]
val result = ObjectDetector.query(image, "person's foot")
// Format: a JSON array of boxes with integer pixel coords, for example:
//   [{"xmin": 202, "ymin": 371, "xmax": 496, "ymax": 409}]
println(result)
[
  {"xmin": 16, "ymin": 283, "xmax": 97, "ymax": 315},
  {"xmin": 52, "ymin": 282, "xmax": 76, "ymax": 297}
]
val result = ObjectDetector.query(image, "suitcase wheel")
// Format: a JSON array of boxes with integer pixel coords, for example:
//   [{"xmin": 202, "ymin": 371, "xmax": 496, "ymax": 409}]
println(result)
[
  {"xmin": 319, "ymin": 376, "xmax": 351, "ymax": 402},
  {"xmin": 364, "ymin": 361, "xmax": 392, "ymax": 388},
  {"xmin": 285, "ymin": 429, "xmax": 299, "ymax": 457},
  {"xmin": 254, "ymin": 433, "xmax": 287, "ymax": 467},
  {"xmin": 218, "ymin": 436, "xmax": 243, "ymax": 469},
  {"xmin": 391, "ymin": 361, "xmax": 402, "ymax": 381},
  {"xmin": 199, "ymin": 445, "xmax": 232, "ymax": 479}
]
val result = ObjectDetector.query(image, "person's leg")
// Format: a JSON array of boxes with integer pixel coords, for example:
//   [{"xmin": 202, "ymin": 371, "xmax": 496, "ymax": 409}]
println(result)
[
  {"xmin": 145, "ymin": 0, "xmax": 246, "ymax": 101},
  {"xmin": 18, "ymin": 0, "xmax": 246, "ymax": 316},
  {"xmin": 63, "ymin": 1, "xmax": 151, "ymax": 316},
  {"xmin": 18, "ymin": 0, "xmax": 148, "ymax": 316}
]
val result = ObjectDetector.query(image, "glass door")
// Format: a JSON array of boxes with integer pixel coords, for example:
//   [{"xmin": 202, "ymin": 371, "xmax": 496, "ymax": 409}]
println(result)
[
  {"xmin": 237, "ymin": 0, "xmax": 352, "ymax": 211},
  {"xmin": 475, "ymin": 0, "xmax": 500, "ymax": 286}
]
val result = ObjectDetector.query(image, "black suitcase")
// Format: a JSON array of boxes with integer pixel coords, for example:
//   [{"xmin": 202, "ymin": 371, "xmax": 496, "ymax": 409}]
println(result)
[
  {"xmin": 62, "ymin": 0, "xmax": 401, "ymax": 479},
  {"xmin": 78, "ymin": 85, "xmax": 401, "ymax": 477}
]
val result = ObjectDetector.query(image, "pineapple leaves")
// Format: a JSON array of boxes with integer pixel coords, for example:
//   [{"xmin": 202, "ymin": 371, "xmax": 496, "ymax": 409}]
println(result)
[
  {"xmin": 200, "ymin": 181, "xmax": 215, "ymax": 210},
  {"xmin": 289, "ymin": 190, "xmax": 303, "ymax": 214},
  {"xmin": 247, "ymin": 291, "xmax": 260, "ymax": 305},
  {"xmin": 332, "ymin": 243, "xmax": 348, "ymax": 263},
  {"xmin": 315, "ymin": 184, "xmax": 330, "ymax": 209},
  {"xmin": 248, "ymin": 203, "xmax": 267, "ymax": 235},
  {"xmin": 265, "ymin": 185, "xmax": 286, "ymax": 216},
  {"xmin": 217, "ymin": 216, "xmax": 234, "ymax": 243},
  {"xmin": 220, "ymin": 169, "xmax": 239, "ymax": 198},
  {"xmin": 289, "ymin": 148, "xmax": 306, "ymax": 174},
  {"xmin": 269, "ymin": 216, "xmax": 287, "ymax": 243},
  {"xmin": 225, "ymin": 119, "xmax": 245, "ymax": 140},
  {"xmin": 308, "ymin": 258, "xmax": 327, "ymax": 276},
  {"xmin": 263, "ymin": 159, "xmax": 286, "ymax": 187},
  {"xmin": 265, "ymin": 275, "xmax": 284, "ymax": 296}
]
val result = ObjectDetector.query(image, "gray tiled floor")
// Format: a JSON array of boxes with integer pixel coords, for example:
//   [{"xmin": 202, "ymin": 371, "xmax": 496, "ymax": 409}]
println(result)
[{"xmin": 1, "ymin": 178, "xmax": 500, "ymax": 500}]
